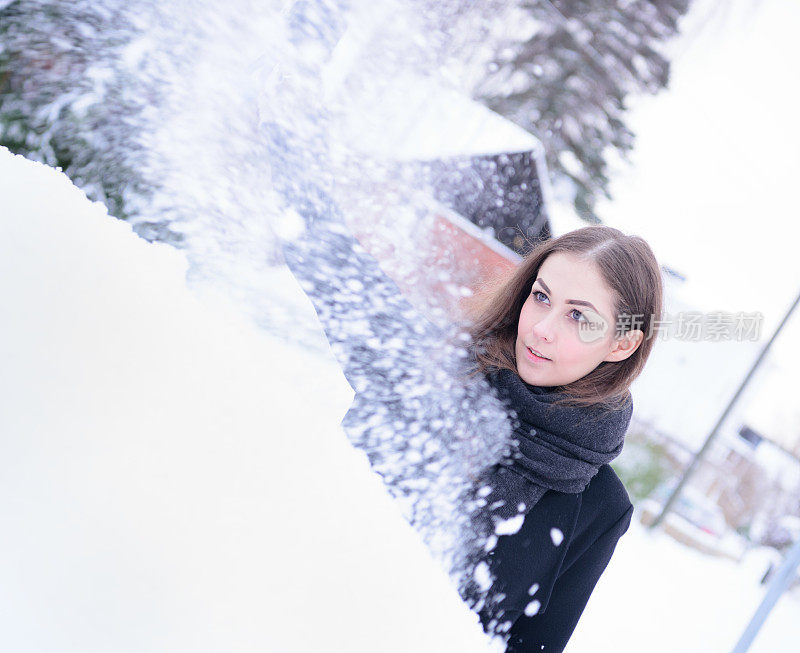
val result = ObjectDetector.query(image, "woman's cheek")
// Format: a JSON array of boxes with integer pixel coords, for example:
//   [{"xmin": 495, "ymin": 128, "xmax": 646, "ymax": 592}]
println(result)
[
  {"xmin": 555, "ymin": 341, "xmax": 578, "ymax": 366},
  {"xmin": 559, "ymin": 337, "xmax": 593, "ymax": 367}
]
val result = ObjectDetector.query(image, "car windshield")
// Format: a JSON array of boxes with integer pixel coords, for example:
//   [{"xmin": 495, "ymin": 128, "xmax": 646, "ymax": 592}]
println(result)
[{"xmin": 654, "ymin": 487, "xmax": 726, "ymax": 533}]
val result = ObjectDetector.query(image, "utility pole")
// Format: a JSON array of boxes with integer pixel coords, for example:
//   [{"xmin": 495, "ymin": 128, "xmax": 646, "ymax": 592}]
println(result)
[{"xmin": 648, "ymin": 287, "xmax": 800, "ymax": 532}]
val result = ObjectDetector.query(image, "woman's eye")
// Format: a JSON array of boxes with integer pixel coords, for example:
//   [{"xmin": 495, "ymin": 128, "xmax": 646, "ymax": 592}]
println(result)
[{"xmin": 533, "ymin": 290, "xmax": 587, "ymax": 323}]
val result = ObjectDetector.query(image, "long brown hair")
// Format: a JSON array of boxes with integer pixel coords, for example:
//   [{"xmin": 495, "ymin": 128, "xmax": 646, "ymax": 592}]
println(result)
[{"xmin": 456, "ymin": 225, "xmax": 664, "ymax": 409}]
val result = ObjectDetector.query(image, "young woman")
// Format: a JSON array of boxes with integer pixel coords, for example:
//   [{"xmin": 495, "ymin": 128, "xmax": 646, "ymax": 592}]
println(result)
[
  {"xmin": 276, "ymin": 186, "xmax": 663, "ymax": 652},
  {"xmin": 458, "ymin": 227, "xmax": 663, "ymax": 651}
]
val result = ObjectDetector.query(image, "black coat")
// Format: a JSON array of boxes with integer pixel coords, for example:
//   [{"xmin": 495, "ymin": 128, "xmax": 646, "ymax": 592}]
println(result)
[{"xmin": 480, "ymin": 463, "xmax": 633, "ymax": 652}]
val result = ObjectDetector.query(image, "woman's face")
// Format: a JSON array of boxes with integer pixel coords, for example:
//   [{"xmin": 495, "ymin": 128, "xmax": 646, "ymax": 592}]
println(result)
[{"xmin": 515, "ymin": 251, "xmax": 642, "ymax": 387}]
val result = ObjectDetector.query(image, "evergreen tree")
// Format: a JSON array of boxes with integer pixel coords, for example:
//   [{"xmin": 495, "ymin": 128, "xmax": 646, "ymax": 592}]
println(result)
[
  {"xmin": 474, "ymin": 0, "xmax": 691, "ymax": 223},
  {"xmin": 0, "ymin": 0, "xmax": 152, "ymax": 227}
]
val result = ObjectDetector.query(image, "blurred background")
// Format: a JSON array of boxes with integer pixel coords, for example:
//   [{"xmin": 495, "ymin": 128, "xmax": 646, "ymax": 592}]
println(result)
[{"xmin": 1, "ymin": 0, "xmax": 799, "ymax": 651}]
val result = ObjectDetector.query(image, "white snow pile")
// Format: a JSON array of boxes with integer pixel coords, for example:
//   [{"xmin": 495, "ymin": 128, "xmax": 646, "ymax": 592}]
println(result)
[{"xmin": 0, "ymin": 148, "xmax": 502, "ymax": 653}]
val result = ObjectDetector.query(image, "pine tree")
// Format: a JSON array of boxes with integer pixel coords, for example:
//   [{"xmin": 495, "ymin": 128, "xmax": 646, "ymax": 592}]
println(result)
[
  {"xmin": 0, "ymin": 0, "xmax": 152, "ymax": 227},
  {"xmin": 474, "ymin": 0, "xmax": 691, "ymax": 223}
]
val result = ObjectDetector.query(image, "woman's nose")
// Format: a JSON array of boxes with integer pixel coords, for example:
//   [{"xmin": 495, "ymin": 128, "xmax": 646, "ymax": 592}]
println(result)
[{"xmin": 532, "ymin": 315, "xmax": 555, "ymax": 342}]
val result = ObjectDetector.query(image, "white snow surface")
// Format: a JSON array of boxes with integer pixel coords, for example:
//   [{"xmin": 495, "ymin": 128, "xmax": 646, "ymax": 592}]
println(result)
[
  {"xmin": 2, "ymin": 148, "xmax": 800, "ymax": 652},
  {"xmin": 0, "ymin": 148, "xmax": 502, "ymax": 653},
  {"xmin": 568, "ymin": 518, "xmax": 800, "ymax": 653}
]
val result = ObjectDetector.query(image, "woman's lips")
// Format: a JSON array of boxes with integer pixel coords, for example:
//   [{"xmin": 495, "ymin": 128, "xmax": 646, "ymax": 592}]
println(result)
[{"xmin": 526, "ymin": 346, "xmax": 551, "ymax": 362}]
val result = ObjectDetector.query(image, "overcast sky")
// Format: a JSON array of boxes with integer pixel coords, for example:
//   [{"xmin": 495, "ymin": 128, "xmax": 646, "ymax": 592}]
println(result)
[
  {"xmin": 579, "ymin": 0, "xmax": 799, "ymax": 442},
  {"xmin": 600, "ymin": 0, "xmax": 798, "ymax": 319},
  {"xmin": 594, "ymin": 0, "xmax": 799, "ymax": 382}
]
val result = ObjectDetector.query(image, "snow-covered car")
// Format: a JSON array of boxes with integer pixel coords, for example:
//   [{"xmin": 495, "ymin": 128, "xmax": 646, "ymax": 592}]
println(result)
[{"xmin": 638, "ymin": 483, "xmax": 746, "ymax": 562}]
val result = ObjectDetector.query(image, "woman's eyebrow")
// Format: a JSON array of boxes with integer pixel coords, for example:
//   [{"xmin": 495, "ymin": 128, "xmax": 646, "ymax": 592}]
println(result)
[{"xmin": 535, "ymin": 278, "xmax": 601, "ymax": 313}]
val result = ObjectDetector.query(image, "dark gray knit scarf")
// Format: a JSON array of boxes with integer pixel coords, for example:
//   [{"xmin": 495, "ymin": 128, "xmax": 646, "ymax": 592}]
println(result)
[
  {"xmin": 458, "ymin": 365, "xmax": 633, "ymax": 617},
  {"xmin": 474, "ymin": 366, "xmax": 633, "ymax": 525}
]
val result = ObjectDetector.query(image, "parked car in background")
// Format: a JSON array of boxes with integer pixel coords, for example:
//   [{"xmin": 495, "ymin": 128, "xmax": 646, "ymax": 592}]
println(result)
[{"xmin": 638, "ymin": 482, "xmax": 747, "ymax": 562}]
